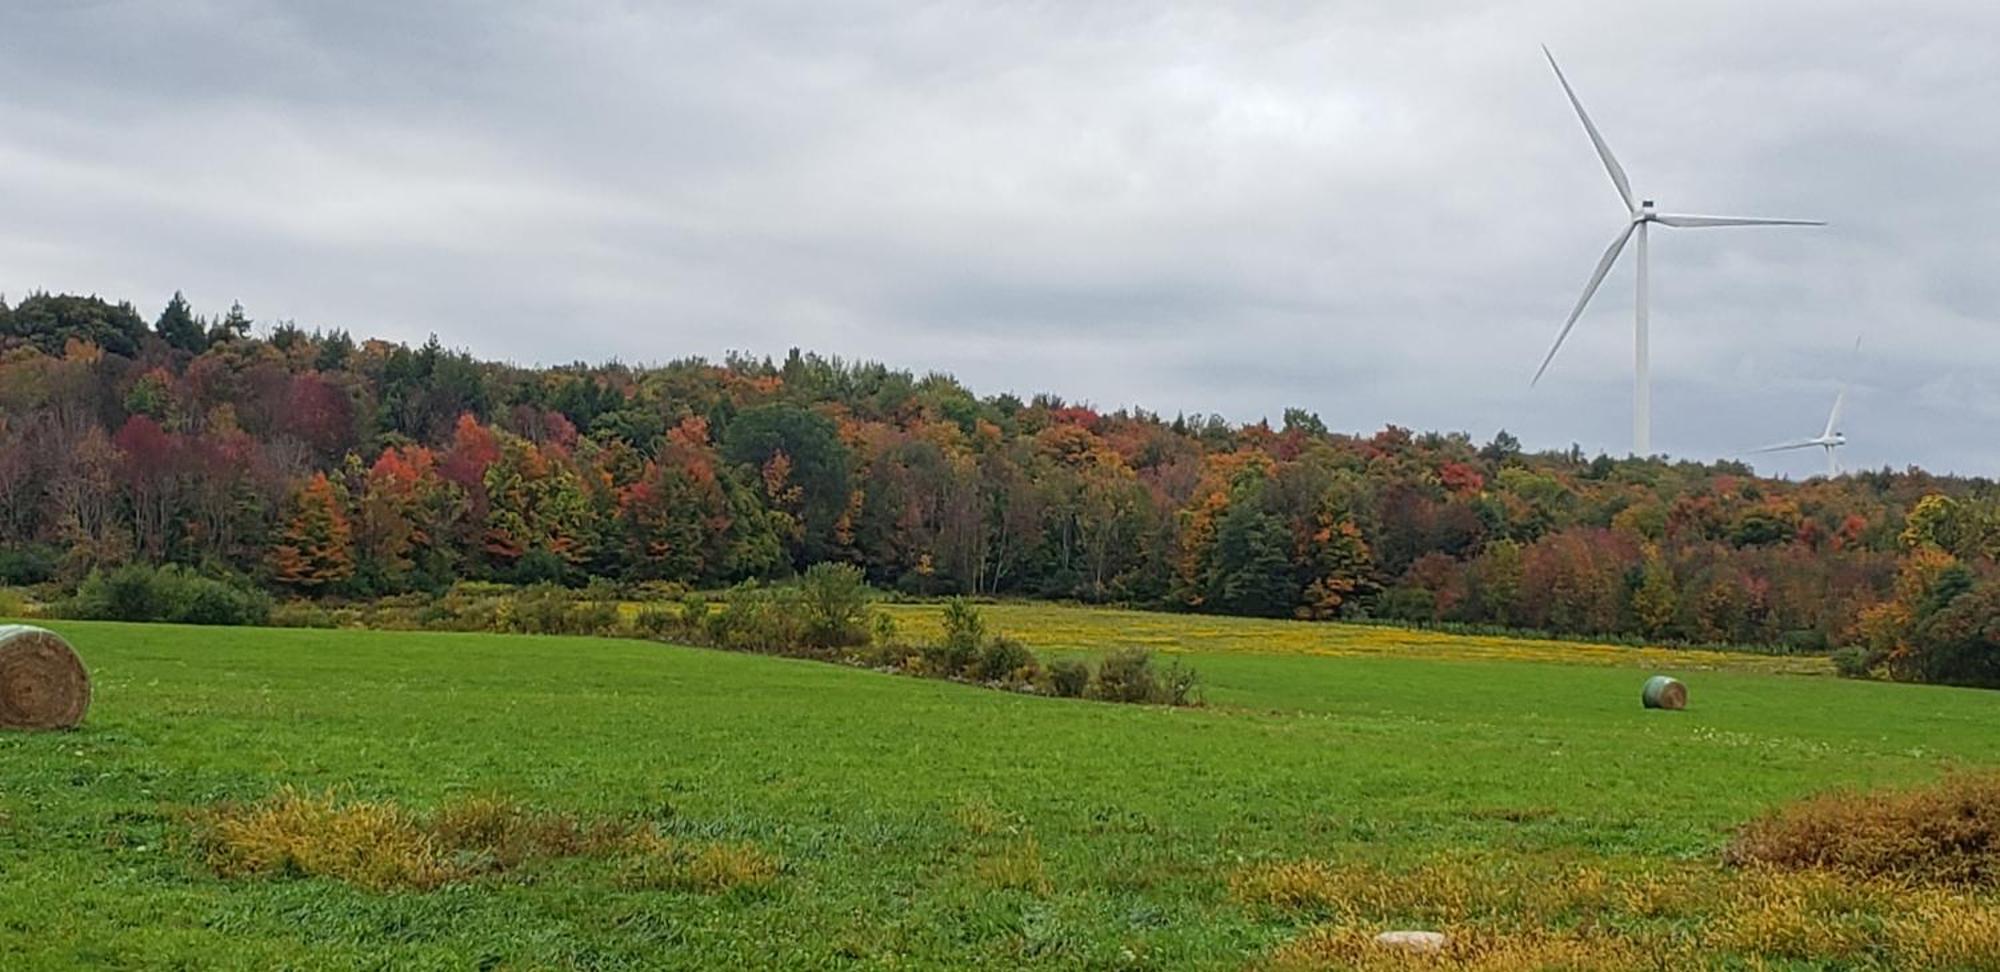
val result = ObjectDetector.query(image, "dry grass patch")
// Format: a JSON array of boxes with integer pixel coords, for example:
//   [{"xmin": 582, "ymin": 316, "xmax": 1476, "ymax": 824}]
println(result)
[
  {"xmin": 618, "ymin": 830, "xmax": 780, "ymax": 893},
  {"xmin": 1725, "ymin": 772, "xmax": 2000, "ymax": 886},
  {"xmin": 973, "ymin": 836, "xmax": 1050, "ymax": 894},
  {"xmin": 195, "ymin": 788, "xmax": 778, "ymax": 894},
  {"xmin": 1235, "ymin": 857, "xmax": 2000, "ymax": 970},
  {"xmin": 1267, "ymin": 924, "xmax": 1659, "ymax": 972}
]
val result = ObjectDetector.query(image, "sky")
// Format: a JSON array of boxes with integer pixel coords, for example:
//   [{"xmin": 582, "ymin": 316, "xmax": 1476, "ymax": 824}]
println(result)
[{"xmin": 3, "ymin": 1, "xmax": 1996, "ymax": 476}]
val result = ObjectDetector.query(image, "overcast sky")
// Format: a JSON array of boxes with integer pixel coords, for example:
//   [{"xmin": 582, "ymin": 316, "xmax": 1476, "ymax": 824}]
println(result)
[{"xmin": 3, "ymin": 2, "xmax": 1996, "ymax": 475}]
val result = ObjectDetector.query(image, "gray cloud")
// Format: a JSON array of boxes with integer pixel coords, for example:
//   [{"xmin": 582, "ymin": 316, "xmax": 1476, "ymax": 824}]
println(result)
[{"xmin": 3, "ymin": 0, "xmax": 1997, "ymax": 475}]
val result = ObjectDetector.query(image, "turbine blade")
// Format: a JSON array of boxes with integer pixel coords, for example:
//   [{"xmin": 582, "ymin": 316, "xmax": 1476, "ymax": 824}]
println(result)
[
  {"xmin": 1653, "ymin": 214, "xmax": 1825, "ymax": 228},
  {"xmin": 1543, "ymin": 46, "xmax": 1635, "ymax": 212},
  {"xmin": 1533, "ymin": 222, "xmax": 1636, "ymax": 385},
  {"xmin": 1750, "ymin": 439, "xmax": 1819, "ymax": 454},
  {"xmin": 1823, "ymin": 388, "xmax": 1847, "ymax": 439}
]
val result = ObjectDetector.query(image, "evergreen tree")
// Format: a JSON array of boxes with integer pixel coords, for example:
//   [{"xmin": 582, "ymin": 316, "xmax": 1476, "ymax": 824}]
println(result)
[
  {"xmin": 207, "ymin": 300, "xmax": 252, "ymax": 345},
  {"xmin": 1203, "ymin": 484, "xmax": 1298, "ymax": 618},
  {"xmin": 155, "ymin": 291, "xmax": 205, "ymax": 352}
]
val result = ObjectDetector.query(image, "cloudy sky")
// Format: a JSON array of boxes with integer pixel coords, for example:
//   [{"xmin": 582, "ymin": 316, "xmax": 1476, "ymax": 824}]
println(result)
[{"xmin": 3, "ymin": 2, "xmax": 1996, "ymax": 474}]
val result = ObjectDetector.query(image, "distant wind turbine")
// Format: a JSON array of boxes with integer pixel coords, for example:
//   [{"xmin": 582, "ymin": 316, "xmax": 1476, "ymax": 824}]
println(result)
[
  {"xmin": 1533, "ymin": 46, "xmax": 1825, "ymax": 457},
  {"xmin": 1750, "ymin": 336, "xmax": 1862, "ymax": 477}
]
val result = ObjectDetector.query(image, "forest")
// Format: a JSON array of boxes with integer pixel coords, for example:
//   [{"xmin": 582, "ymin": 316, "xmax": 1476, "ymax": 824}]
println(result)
[{"xmin": 2, "ymin": 290, "xmax": 1997, "ymax": 685}]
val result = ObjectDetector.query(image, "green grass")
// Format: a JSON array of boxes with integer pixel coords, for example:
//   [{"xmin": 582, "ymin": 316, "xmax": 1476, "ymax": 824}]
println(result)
[{"xmin": 2, "ymin": 612, "xmax": 1996, "ymax": 969}]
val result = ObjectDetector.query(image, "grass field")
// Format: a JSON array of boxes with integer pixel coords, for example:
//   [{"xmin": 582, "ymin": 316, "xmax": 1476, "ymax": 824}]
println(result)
[{"xmin": 3, "ymin": 608, "xmax": 1997, "ymax": 969}]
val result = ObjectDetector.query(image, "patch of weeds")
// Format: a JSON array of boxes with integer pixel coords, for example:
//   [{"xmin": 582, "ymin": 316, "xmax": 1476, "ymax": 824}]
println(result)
[
  {"xmin": 1725, "ymin": 772, "xmax": 2000, "ymax": 886},
  {"xmin": 193, "ymin": 788, "xmax": 780, "ymax": 895},
  {"xmin": 973, "ymin": 836, "xmax": 1050, "ymax": 895},
  {"xmin": 618, "ymin": 832, "xmax": 780, "ymax": 894},
  {"xmin": 1234, "ymin": 854, "xmax": 2000, "ymax": 970}
]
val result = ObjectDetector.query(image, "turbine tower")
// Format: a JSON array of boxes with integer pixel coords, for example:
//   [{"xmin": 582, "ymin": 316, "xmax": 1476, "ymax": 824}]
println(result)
[{"xmin": 1534, "ymin": 47, "xmax": 1824, "ymax": 456}]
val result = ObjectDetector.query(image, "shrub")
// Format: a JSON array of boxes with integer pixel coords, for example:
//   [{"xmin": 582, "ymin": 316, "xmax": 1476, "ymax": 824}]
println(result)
[
  {"xmin": 269, "ymin": 601, "xmax": 341, "ymax": 629},
  {"xmin": 679, "ymin": 593, "xmax": 710, "ymax": 629},
  {"xmin": 1159, "ymin": 656, "xmax": 1202, "ymax": 706},
  {"xmin": 0, "ymin": 544, "xmax": 57, "ymax": 586},
  {"xmin": 1091, "ymin": 647, "xmax": 1162, "ymax": 704},
  {"xmin": 1048, "ymin": 658, "xmax": 1091, "ymax": 698},
  {"xmin": 631, "ymin": 604, "xmax": 680, "ymax": 640},
  {"xmin": 66, "ymin": 564, "xmax": 269, "ymax": 626},
  {"xmin": 704, "ymin": 581, "xmax": 806, "ymax": 654},
  {"xmin": 925, "ymin": 598, "xmax": 986, "ymax": 676},
  {"xmin": 1831, "ymin": 646, "xmax": 1878, "ymax": 679},
  {"xmin": 509, "ymin": 548, "xmax": 570, "ymax": 586},
  {"xmin": 973, "ymin": 635, "xmax": 1036, "ymax": 683},
  {"xmin": 1725, "ymin": 774, "xmax": 2000, "ymax": 886},
  {"xmin": 798, "ymin": 562, "xmax": 872, "ymax": 650}
]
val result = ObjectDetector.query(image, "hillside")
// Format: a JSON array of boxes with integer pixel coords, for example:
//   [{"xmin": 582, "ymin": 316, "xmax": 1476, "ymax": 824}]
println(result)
[{"xmin": 3, "ymin": 290, "xmax": 1999, "ymax": 681}]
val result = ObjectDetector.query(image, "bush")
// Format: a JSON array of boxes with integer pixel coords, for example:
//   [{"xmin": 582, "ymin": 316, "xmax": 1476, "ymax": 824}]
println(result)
[
  {"xmin": 0, "ymin": 587, "xmax": 29, "ymax": 618},
  {"xmin": 1831, "ymin": 645, "xmax": 1879, "ymax": 679},
  {"xmin": 680, "ymin": 593, "xmax": 710, "ymax": 629},
  {"xmin": 1725, "ymin": 774, "xmax": 2000, "ymax": 886},
  {"xmin": 1091, "ymin": 647, "xmax": 1162, "ymax": 704},
  {"xmin": 1048, "ymin": 658, "xmax": 1091, "ymax": 698},
  {"xmin": 973, "ymin": 636, "xmax": 1036, "ymax": 683},
  {"xmin": 509, "ymin": 549, "xmax": 571, "ymax": 586},
  {"xmin": 0, "ymin": 544, "xmax": 57, "ymax": 586},
  {"xmin": 66, "ymin": 564, "xmax": 270, "ymax": 626},
  {"xmin": 798, "ymin": 562, "xmax": 872, "ymax": 650},
  {"xmin": 925, "ymin": 598, "xmax": 986, "ymax": 676},
  {"xmin": 704, "ymin": 581, "xmax": 807, "ymax": 654},
  {"xmin": 504, "ymin": 584, "xmax": 621, "ymax": 636},
  {"xmin": 269, "ymin": 601, "xmax": 342, "ymax": 629},
  {"xmin": 631, "ymin": 604, "xmax": 680, "ymax": 640},
  {"xmin": 1159, "ymin": 656, "xmax": 1202, "ymax": 706}
]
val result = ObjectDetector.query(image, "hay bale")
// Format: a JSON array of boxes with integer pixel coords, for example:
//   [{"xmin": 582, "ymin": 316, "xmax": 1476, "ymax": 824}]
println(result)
[
  {"xmin": 0, "ymin": 625, "xmax": 90, "ymax": 730},
  {"xmin": 1641, "ymin": 675, "xmax": 1686, "ymax": 710}
]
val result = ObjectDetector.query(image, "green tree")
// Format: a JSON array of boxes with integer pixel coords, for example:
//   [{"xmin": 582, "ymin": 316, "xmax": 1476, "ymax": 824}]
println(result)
[
  {"xmin": 154, "ymin": 291, "xmax": 205, "ymax": 352},
  {"xmin": 1202, "ymin": 484, "xmax": 1298, "ymax": 618},
  {"xmin": 207, "ymin": 300, "xmax": 252, "ymax": 345},
  {"xmin": 3, "ymin": 293, "xmax": 149, "ymax": 356}
]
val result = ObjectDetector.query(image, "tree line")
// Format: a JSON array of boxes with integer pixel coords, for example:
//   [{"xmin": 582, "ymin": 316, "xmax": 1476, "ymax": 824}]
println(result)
[{"xmin": 2, "ymin": 289, "xmax": 1996, "ymax": 685}]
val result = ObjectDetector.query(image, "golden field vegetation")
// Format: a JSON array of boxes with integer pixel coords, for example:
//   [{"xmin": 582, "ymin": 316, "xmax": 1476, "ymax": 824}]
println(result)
[
  {"xmin": 879, "ymin": 602, "xmax": 1831, "ymax": 674},
  {"xmin": 1236, "ymin": 773, "xmax": 2000, "ymax": 970},
  {"xmin": 193, "ymin": 788, "xmax": 778, "ymax": 894}
]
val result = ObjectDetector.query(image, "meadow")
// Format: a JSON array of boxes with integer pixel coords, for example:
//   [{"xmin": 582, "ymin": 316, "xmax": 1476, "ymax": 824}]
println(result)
[{"xmin": 3, "ymin": 607, "xmax": 1997, "ymax": 969}]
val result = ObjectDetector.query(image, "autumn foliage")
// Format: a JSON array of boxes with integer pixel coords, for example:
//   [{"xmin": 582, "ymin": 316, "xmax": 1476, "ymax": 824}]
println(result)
[{"xmin": 0, "ymin": 290, "xmax": 1996, "ymax": 684}]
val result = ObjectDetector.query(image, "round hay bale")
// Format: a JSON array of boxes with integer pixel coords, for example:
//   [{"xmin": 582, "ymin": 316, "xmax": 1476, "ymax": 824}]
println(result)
[
  {"xmin": 0, "ymin": 625, "xmax": 91, "ymax": 730},
  {"xmin": 1641, "ymin": 675, "xmax": 1686, "ymax": 711}
]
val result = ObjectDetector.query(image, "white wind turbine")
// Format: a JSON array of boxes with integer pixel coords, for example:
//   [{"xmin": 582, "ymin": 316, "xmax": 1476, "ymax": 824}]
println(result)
[
  {"xmin": 1750, "ymin": 337, "xmax": 1862, "ymax": 477},
  {"xmin": 1751, "ymin": 390, "xmax": 1848, "ymax": 477},
  {"xmin": 1533, "ymin": 46, "xmax": 1824, "ymax": 456}
]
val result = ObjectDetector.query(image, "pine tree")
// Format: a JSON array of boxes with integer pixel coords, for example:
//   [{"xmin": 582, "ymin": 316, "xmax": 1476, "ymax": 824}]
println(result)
[
  {"xmin": 207, "ymin": 300, "xmax": 252, "ymax": 345},
  {"xmin": 155, "ymin": 291, "xmax": 205, "ymax": 352}
]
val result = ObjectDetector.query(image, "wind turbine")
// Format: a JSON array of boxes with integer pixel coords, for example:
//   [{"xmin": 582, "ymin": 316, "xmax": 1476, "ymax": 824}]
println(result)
[
  {"xmin": 1752, "ymin": 390, "xmax": 1848, "ymax": 476},
  {"xmin": 1750, "ymin": 336, "xmax": 1862, "ymax": 477},
  {"xmin": 1533, "ymin": 46, "xmax": 1824, "ymax": 456}
]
